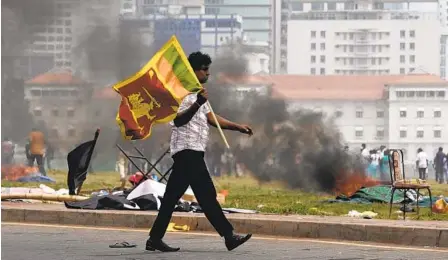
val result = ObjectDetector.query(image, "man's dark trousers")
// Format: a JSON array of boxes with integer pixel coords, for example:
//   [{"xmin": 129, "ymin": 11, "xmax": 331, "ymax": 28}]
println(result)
[{"xmin": 150, "ymin": 149, "xmax": 233, "ymax": 239}]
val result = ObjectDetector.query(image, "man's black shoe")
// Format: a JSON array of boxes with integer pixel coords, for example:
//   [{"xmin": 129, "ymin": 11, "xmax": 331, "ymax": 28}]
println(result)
[
  {"xmin": 145, "ymin": 238, "xmax": 180, "ymax": 252},
  {"xmin": 225, "ymin": 233, "xmax": 252, "ymax": 251}
]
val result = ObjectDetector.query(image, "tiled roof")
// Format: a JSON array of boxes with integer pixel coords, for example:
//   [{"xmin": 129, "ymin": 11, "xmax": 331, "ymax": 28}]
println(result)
[
  {"xmin": 90, "ymin": 74, "xmax": 447, "ymax": 101},
  {"xmin": 218, "ymin": 74, "xmax": 446, "ymax": 100},
  {"xmin": 93, "ymin": 87, "xmax": 120, "ymax": 99},
  {"xmin": 25, "ymin": 70, "xmax": 86, "ymax": 85}
]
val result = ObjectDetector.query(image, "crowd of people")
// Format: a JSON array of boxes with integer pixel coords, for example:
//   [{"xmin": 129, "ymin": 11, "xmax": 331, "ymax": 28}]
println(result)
[
  {"xmin": 359, "ymin": 143, "xmax": 448, "ymax": 184},
  {"xmin": 1, "ymin": 128, "xmax": 54, "ymax": 176}
]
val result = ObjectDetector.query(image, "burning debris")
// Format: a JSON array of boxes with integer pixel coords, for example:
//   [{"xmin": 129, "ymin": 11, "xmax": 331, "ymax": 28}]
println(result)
[{"xmin": 206, "ymin": 48, "xmax": 369, "ymax": 194}]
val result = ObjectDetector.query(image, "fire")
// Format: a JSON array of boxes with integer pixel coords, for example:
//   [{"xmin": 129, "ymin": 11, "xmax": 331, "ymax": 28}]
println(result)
[
  {"xmin": 334, "ymin": 172, "xmax": 380, "ymax": 197},
  {"xmin": 1, "ymin": 164, "xmax": 39, "ymax": 181}
]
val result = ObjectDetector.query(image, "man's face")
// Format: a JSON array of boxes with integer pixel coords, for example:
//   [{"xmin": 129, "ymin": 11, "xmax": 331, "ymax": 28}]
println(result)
[{"xmin": 195, "ymin": 65, "xmax": 210, "ymax": 84}]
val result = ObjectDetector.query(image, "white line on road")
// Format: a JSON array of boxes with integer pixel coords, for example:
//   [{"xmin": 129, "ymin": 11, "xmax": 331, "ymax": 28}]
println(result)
[{"xmin": 3, "ymin": 222, "xmax": 448, "ymax": 253}]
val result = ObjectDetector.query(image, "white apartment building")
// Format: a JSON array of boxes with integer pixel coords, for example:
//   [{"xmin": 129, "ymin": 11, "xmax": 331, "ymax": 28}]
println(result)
[
  {"xmin": 223, "ymin": 74, "xmax": 448, "ymax": 160},
  {"xmin": 288, "ymin": 18, "xmax": 441, "ymax": 75},
  {"xmin": 278, "ymin": 0, "xmax": 441, "ymax": 75}
]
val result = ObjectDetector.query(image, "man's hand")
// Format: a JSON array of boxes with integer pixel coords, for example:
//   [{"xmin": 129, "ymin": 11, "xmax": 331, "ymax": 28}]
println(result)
[
  {"xmin": 196, "ymin": 89, "xmax": 208, "ymax": 106},
  {"xmin": 238, "ymin": 124, "xmax": 253, "ymax": 136}
]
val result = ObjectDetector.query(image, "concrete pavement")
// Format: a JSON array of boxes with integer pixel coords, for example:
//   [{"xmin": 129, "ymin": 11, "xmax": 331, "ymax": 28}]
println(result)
[
  {"xmin": 2, "ymin": 223, "xmax": 448, "ymax": 260},
  {"xmin": 2, "ymin": 202, "xmax": 448, "ymax": 248}
]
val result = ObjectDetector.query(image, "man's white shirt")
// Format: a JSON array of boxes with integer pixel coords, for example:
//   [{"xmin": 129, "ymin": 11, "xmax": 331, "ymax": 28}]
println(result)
[
  {"xmin": 170, "ymin": 94, "xmax": 211, "ymax": 156},
  {"xmin": 416, "ymin": 151, "xmax": 428, "ymax": 168}
]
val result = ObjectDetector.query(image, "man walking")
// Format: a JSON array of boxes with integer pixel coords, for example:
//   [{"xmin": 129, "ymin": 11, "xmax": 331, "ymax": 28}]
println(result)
[
  {"xmin": 434, "ymin": 147, "xmax": 445, "ymax": 183},
  {"xmin": 416, "ymin": 148, "xmax": 428, "ymax": 180},
  {"xmin": 146, "ymin": 52, "xmax": 253, "ymax": 252}
]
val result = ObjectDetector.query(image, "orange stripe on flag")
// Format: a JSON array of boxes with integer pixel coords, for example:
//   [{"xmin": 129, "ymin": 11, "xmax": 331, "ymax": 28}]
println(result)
[{"xmin": 157, "ymin": 57, "xmax": 190, "ymax": 100}]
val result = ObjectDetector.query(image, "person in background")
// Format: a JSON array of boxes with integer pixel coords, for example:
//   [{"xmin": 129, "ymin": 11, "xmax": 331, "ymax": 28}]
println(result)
[
  {"xmin": 115, "ymin": 152, "xmax": 129, "ymax": 190},
  {"xmin": 380, "ymin": 149, "xmax": 390, "ymax": 181},
  {"xmin": 367, "ymin": 149, "xmax": 379, "ymax": 179},
  {"xmin": 28, "ymin": 128, "xmax": 46, "ymax": 176},
  {"xmin": 361, "ymin": 143, "xmax": 369, "ymax": 159},
  {"xmin": 45, "ymin": 142, "xmax": 54, "ymax": 171},
  {"xmin": 434, "ymin": 147, "xmax": 445, "ymax": 184},
  {"xmin": 443, "ymin": 153, "xmax": 448, "ymax": 184},
  {"xmin": 1, "ymin": 138, "xmax": 15, "ymax": 165},
  {"xmin": 416, "ymin": 148, "xmax": 428, "ymax": 180}
]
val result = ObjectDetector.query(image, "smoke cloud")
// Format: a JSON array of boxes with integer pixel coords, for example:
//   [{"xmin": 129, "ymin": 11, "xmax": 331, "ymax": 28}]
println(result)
[{"xmin": 206, "ymin": 45, "xmax": 366, "ymax": 193}]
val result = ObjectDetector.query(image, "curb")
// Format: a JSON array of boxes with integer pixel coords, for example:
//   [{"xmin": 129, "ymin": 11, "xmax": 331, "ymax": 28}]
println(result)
[{"xmin": 2, "ymin": 206, "xmax": 447, "ymax": 248}]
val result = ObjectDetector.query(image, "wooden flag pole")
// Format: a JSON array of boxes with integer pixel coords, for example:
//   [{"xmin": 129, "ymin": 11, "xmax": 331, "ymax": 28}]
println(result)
[{"xmin": 207, "ymin": 102, "xmax": 230, "ymax": 149}]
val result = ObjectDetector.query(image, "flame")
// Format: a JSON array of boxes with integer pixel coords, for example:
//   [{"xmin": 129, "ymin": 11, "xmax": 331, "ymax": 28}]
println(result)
[
  {"xmin": 1, "ymin": 164, "xmax": 39, "ymax": 181},
  {"xmin": 334, "ymin": 172, "xmax": 379, "ymax": 197}
]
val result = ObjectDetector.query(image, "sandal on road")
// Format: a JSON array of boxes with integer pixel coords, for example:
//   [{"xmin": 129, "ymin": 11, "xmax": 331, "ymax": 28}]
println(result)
[{"xmin": 109, "ymin": 242, "xmax": 137, "ymax": 248}]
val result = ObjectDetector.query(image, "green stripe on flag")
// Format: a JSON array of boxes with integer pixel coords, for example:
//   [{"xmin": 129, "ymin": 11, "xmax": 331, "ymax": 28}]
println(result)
[{"xmin": 163, "ymin": 45, "xmax": 201, "ymax": 93}]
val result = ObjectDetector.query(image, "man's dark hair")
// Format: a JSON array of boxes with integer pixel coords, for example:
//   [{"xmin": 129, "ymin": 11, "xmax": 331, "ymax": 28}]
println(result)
[
  {"xmin": 188, "ymin": 52, "xmax": 212, "ymax": 71},
  {"xmin": 439, "ymin": 147, "xmax": 443, "ymax": 152}
]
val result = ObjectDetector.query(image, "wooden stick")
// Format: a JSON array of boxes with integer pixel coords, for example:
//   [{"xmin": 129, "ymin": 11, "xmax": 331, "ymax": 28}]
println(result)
[{"xmin": 207, "ymin": 102, "xmax": 230, "ymax": 149}]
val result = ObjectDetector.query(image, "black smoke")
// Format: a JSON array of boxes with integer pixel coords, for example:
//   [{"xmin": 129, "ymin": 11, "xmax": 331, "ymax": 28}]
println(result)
[{"xmin": 206, "ymin": 44, "xmax": 366, "ymax": 193}]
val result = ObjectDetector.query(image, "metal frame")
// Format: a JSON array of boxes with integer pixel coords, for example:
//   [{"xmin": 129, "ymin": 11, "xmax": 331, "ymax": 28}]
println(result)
[
  {"xmin": 387, "ymin": 149, "xmax": 432, "ymax": 220},
  {"xmin": 116, "ymin": 143, "xmax": 172, "ymax": 184}
]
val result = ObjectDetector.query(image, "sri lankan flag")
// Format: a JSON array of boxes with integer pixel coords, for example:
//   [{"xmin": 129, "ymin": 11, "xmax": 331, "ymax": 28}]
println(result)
[{"xmin": 113, "ymin": 36, "xmax": 202, "ymax": 140}]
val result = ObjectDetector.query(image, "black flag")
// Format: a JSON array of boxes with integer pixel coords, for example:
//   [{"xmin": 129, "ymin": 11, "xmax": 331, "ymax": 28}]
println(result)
[{"xmin": 67, "ymin": 129, "xmax": 100, "ymax": 195}]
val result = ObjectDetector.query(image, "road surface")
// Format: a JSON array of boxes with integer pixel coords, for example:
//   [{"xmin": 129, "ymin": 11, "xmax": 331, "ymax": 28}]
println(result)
[{"xmin": 2, "ymin": 223, "xmax": 447, "ymax": 260}]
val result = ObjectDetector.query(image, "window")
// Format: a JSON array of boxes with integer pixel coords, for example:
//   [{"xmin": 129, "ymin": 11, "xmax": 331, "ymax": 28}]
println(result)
[
  {"xmin": 311, "ymin": 55, "xmax": 316, "ymax": 63},
  {"xmin": 417, "ymin": 110, "xmax": 424, "ymax": 118},
  {"xmin": 436, "ymin": 91, "xmax": 446, "ymax": 98},
  {"xmin": 355, "ymin": 109, "xmax": 363, "ymax": 118},
  {"xmin": 320, "ymin": 31, "xmax": 326, "ymax": 38},
  {"xmin": 65, "ymin": 20, "xmax": 71, "ymax": 26},
  {"xmin": 50, "ymin": 128, "xmax": 59, "ymax": 138},
  {"xmin": 434, "ymin": 109, "xmax": 442, "ymax": 118},
  {"xmin": 410, "ymin": 55, "xmax": 415, "ymax": 63},
  {"xmin": 68, "ymin": 128, "xmax": 76, "ymax": 137},
  {"xmin": 67, "ymin": 108, "xmax": 75, "ymax": 117},
  {"xmin": 400, "ymin": 30, "xmax": 405, "ymax": 38},
  {"xmin": 320, "ymin": 68, "xmax": 325, "ymax": 75},
  {"xmin": 410, "ymin": 30, "xmax": 415, "ymax": 37},
  {"xmin": 406, "ymin": 91, "xmax": 415, "ymax": 97},
  {"xmin": 311, "ymin": 31, "xmax": 316, "ymax": 38},
  {"xmin": 400, "ymin": 55, "xmax": 405, "ymax": 63},
  {"xmin": 33, "ymin": 108, "xmax": 42, "ymax": 116},
  {"xmin": 410, "ymin": 43, "xmax": 415, "ymax": 50},
  {"xmin": 427, "ymin": 91, "xmax": 435, "ymax": 97},
  {"xmin": 416, "ymin": 128, "xmax": 424, "ymax": 138},
  {"xmin": 416, "ymin": 91, "xmax": 425, "ymax": 97},
  {"xmin": 320, "ymin": 55, "xmax": 325, "ymax": 63},
  {"xmin": 335, "ymin": 110, "xmax": 343, "ymax": 118},
  {"xmin": 52, "ymin": 109, "xmax": 59, "ymax": 117},
  {"xmin": 374, "ymin": 110, "xmax": 383, "ymax": 118},
  {"xmin": 355, "ymin": 127, "xmax": 364, "ymax": 138},
  {"xmin": 400, "ymin": 108, "xmax": 407, "ymax": 118},
  {"xmin": 320, "ymin": 43, "xmax": 325, "ymax": 51},
  {"xmin": 400, "ymin": 68, "xmax": 405, "ymax": 74},
  {"xmin": 376, "ymin": 127, "xmax": 385, "ymax": 139},
  {"xmin": 400, "ymin": 130, "xmax": 407, "ymax": 138},
  {"xmin": 434, "ymin": 130, "xmax": 442, "ymax": 138},
  {"xmin": 311, "ymin": 68, "xmax": 316, "ymax": 75},
  {"xmin": 400, "ymin": 43, "xmax": 405, "ymax": 50},
  {"xmin": 311, "ymin": 43, "xmax": 316, "ymax": 50}
]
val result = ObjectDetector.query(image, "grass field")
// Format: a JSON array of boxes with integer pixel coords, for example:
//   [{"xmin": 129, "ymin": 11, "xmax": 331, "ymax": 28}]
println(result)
[{"xmin": 2, "ymin": 170, "xmax": 448, "ymax": 220}]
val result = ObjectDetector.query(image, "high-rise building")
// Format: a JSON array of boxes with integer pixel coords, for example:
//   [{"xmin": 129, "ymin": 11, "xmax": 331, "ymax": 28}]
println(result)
[
  {"xmin": 282, "ymin": 0, "xmax": 441, "ymax": 76},
  {"xmin": 27, "ymin": 0, "xmax": 121, "ymax": 69}
]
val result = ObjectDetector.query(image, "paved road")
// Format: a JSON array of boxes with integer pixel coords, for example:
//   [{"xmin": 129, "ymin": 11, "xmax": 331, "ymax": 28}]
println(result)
[{"xmin": 2, "ymin": 223, "xmax": 447, "ymax": 260}]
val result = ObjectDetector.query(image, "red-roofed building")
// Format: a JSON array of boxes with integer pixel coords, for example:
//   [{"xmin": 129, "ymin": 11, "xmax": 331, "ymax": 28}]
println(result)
[
  {"xmin": 217, "ymin": 73, "xmax": 448, "ymax": 160},
  {"xmin": 24, "ymin": 69, "xmax": 93, "ymax": 151}
]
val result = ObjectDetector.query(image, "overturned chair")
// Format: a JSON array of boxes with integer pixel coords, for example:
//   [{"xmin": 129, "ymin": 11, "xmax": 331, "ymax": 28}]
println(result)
[
  {"xmin": 116, "ymin": 143, "xmax": 172, "ymax": 185},
  {"xmin": 388, "ymin": 149, "xmax": 432, "ymax": 219}
]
